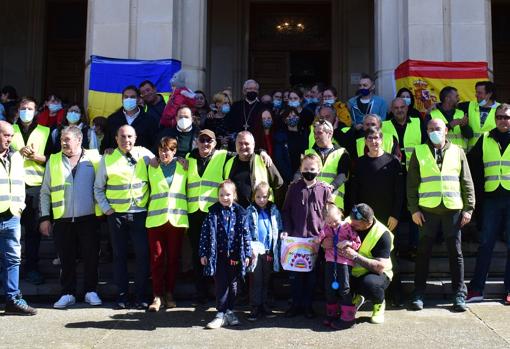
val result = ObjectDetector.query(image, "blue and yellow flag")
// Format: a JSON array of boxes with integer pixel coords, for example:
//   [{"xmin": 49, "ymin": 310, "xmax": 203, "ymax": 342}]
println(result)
[{"xmin": 87, "ymin": 55, "xmax": 181, "ymax": 120}]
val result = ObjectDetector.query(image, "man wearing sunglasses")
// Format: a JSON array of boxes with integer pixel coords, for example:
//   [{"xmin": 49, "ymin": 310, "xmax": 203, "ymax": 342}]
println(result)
[{"xmin": 466, "ymin": 103, "xmax": 510, "ymax": 306}]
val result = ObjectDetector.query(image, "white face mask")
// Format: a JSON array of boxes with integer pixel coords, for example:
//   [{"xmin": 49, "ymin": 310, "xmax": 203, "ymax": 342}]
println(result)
[
  {"xmin": 428, "ymin": 130, "xmax": 444, "ymax": 145},
  {"xmin": 177, "ymin": 117, "xmax": 192, "ymax": 131},
  {"xmin": 19, "ymin": 109, "xmax": 35, "ymax": 123}
]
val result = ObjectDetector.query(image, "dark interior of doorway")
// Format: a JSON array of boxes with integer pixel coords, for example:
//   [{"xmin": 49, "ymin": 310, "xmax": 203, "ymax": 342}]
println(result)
[{"xmin": 492, "ymin": 1, "xmax": 510, "ymax": 102}]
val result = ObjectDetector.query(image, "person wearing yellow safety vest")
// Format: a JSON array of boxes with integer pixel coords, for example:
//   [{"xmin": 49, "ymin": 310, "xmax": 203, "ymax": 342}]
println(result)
[
  {"xmin": 407, "ymin": 118, "xmax": 475, "ymax": 312},
  {"xmin": 146, "ymin": 137, "xmax": 189, "ymax": 312},
  {"xmin": 0, "ymin": 120, "xmax": 37, "ymax": 315},
  {"xmin": 458, "ymin": 81, "xmax": 500, "ymax": 152},
  {"xmin": 139, "ymin": 80, "xmax": 169, "ymax": 124},
  {"xmin": 94, "ymin": 125, "xmax": 156, "ymax": 310},
  {"xmin": 224, "ymin": 131, "xmax": 283, "ymax": 208},
  {"xmin": 465, "ymin": 104, "xmax": 510, "ymax": 305},
  {"xmin": 39, "ymin": 125, "xmax": 102, "ymax": 309},
  {"xmin": 306, "ymin": 105, "xmax": 341, "ymax": 150},
  {"xmin": 324, "ymin": 203, "xmax": 393, "ymax": 325},
  {"xmin": 304, "ymin": 120, "xmax": 350, "ymax": 210},
  {"xmin": 11, "ymin": 97, "xmax": 51, "ymax": 286},
  {"xmin": 426, "ymin": 86, "xmax": 473, "ymax": 152}
]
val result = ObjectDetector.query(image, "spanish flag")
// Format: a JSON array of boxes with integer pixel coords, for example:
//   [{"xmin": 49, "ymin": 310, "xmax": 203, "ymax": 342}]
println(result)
[
  {"xmin": 87, "ymin": 55, "xmax": 181, "ymax": 120},
  {"xmin": 395, "ymin": 59, "xmax": 489, "ymax": 115}
]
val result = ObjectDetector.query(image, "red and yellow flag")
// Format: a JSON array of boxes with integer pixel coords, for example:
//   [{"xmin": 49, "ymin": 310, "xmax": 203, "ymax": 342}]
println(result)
[{"xmin": 395, "ymin": 59, "xmax": 489, "ymax": 115}]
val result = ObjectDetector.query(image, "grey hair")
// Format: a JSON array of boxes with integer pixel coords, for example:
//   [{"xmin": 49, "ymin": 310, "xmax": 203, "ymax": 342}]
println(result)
[
  {"xmin": 61, "ymin": 125, "xmax": 83, "ymax": 141},
  {"xmin": 243, "ymin": 79, "xmax": 259, "ymax": 92},
  {"xmin": 363, "ymin": 113, "xmax": 382, "ymax": 127},
  {"xmin": 391, "ymin": 97, "xmax": 407, "ymax": 107},
  {"xmin": 236, "ymin": 130, "xmax": 255, "ymax": 144}
]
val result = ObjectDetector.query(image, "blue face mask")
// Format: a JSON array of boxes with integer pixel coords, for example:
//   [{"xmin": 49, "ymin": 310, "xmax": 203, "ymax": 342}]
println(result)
[
  {"xmin": 123, "ymin": 98, "xmax": 137, "ymax": 111},
  {"xmin": 48, "ymin": 103, "xmax": 62, "ymax": 113},
  {"xmin": 221, "ymin": 104, "xmax": 230, "ymax": 113},
  {"xmin": 358, "ymin": 88, "xmax": 371, "ymax": 97},
  {"xmin": 428, "ymin": 130, "xmax": 444, "ymax": 145},
  {"xmin": 478, "ymin": 99, "xmax": 487, "ymax": 107},
  {"xmin": 273, "ymin": 100, "xmax": 282, "ymax": 108},
  {"xmin": 402, "ymin": 97, "xmax": 412, "ymax": 106},
  {"xmin": 323, "ymin": 98, "xmax": 335, "ymax": 106},
  {"xmin": 311, "ymin": 97, "xmax": 319, "ymax": 104},
  {"xmin": 288, "ymin": 100, "xmax": 301, "ymax": 108},
  {"xmin": 262, "ymin": 118, "xmax": 273, "ymax": 129},
  {"xmin": 304, "ymin": 98, "xmax": 313, "ymax": 104},
  {"xmin": 19, "ymin": 109, "xmax": 35, "ymax": 123},
  {"xmin": 66, "ymin": 111, "xmax": 81, "ymax": 124},
  {"xmin": 287, "ymin": 115, "xmax": 300, "ymax": 127}
]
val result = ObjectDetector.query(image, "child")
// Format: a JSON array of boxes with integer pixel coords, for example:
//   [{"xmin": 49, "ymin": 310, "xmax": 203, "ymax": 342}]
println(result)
[
  {"xmin": 199, "ymin": 180, "xmax": 252, "ymax": 329},
  {"xmin": 319, "ymin": 203, "xmax": 361, "ymax": 330},
  {"xmin": 246, "ymin": 182, "xmax": 282, "ymax": 321},
  {"xmin": 282, "ymin": 153, "xmax": 331, "ymax": 318}
]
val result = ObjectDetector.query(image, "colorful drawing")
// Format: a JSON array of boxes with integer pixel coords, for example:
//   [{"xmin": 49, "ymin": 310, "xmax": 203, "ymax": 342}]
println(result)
[{"xmin": 280, "ymin": 237, "xmax": 319, "ymax": 272}]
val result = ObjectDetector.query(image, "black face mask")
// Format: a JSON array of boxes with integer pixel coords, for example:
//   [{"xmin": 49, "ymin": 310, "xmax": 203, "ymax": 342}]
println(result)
[
  {"xmin": 246, "ymin": 91, "xmax": 258, "ymax": 102},
  {"xmin": 301, "ymin": 171, "xmax": 318, "ymax": 181}
]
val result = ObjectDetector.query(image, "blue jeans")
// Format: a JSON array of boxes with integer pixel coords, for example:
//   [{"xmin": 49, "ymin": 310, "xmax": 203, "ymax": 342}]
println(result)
[
  {"xmin": 470, "ymin": 196, "xmax": 510, "ymax": 293},
  {"xmin": 0, "ymin": 215, "xmax": 22, "ymax": 301}
]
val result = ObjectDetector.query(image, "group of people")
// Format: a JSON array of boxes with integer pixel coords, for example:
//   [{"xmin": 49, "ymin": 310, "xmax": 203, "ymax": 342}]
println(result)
[{"xmin": 0, "ymin": 75, "xmax": 509, "ymax": 331}]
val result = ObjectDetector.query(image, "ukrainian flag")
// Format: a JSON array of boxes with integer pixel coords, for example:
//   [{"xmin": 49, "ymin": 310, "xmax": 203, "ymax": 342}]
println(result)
[
  {"xmin": 395, "ymin": 59, "xmax": 489, "ymax": 115},
  {"xmin": 87, "ymin": 55, "xmax": 181, "ymax": 120}
]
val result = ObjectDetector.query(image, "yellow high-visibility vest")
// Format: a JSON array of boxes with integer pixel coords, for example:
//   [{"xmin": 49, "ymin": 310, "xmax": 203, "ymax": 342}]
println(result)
[
  {"xmin": 0, "ymin": 151, "xmax": 25, "ymax": 216},
  {"xmin": 146, "ymin": 161, "xmax": 189, "ymax": 228},
  {"xmin": 104, "ymin": 148, "xmax": 149, "ymax": 212},
  {"xmin": 186, "ymin": 150, "xmax": 227, "ymax": 213},
  {"xmin": 430, "ymin": 108, "xmax": 467, "ymax": 151},
  {"xmin": 305, "ymin": 147, "xmax": 346, "ymax": 209},
  {"xmin": 381, "ymin": 118, "xmax": 422, "ymax": 169},
  {"xmin": 467, "ymin": 101, "xmax": 499, "ymax": 151},
  {"xmin": 48, "ymin": 149, "xmax": 102, "ymax": 219},
  {"xmin": 414, "ymin": 143, "xmax": 463, "ymax": 209},
  {"xmin": 223, "ymin": 154, "xmax": 271, "ymax": 201},
  {"xmin": 482, "ymin": 133, "xmax": 510, "ymax": 192},
  {"xmin": 11, "ymin": 124, "xmax": 50, "ymax": 186}
]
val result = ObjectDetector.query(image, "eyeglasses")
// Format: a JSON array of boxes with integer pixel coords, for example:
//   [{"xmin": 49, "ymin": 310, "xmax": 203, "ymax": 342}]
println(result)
[
  {"xmin": 496, "ymin": 115, "xmax": 510, "ymax": 121},
  {"xmin": 198, "ymin": 137, "xmax": 214, "ymax": 144},
  {"xmin": 366, "ymin": 136, "xmax": 381, "ymax": 141}
]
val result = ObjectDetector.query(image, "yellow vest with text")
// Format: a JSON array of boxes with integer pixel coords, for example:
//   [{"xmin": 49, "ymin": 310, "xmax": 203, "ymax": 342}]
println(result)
[
  {"xmin": 0, "ymin": 151, "xmax": 25, "ymax": 216},
  {"xmin": 187, "ymin": 150, "xmax": 227, "ymax": 213},
  {"xmin": 415, "ymin": 143, "xmax": 463, "ymax": 209},
  {"xmin": 467, "ymin": 101, "xmax": 499, "ymax": 151},
  {"xmin": 305, "ymin": 147, "xmax": 346, "ymax": 209},
  {"xmin": 11, "ymin": 124, "xmax": 50, "ymax": 186},
  {"xmin": 224, "ymin": 154, "xmax": 271, "ymax": 200},
  {"xmin": 430, "ymin": 108, "xmax": 467, "ymax": 151},
  {"xmin": 356, "ymin": 136, "xmax": 394, "ymax": 157},
  {"xmin": 104, "ymin": 148, "xmax": 149, "ymax": 212},
  {"xmin": 146, "ymin": 162, "xmax": 188, "ymax": 228},
  {"xmin": 482, "ymin": 133, "xmax": 510, "ymax": 192},
  {"xmin": 351, "ymin": 219, "xmax": 394, "ymax": 280},
  {"xmin": 49, "ymin": 149, "xmax": 102, "ymax": 219},
  {"xmin": 381, "ymin": 118, "xmax": 422, "ymax": 169}
]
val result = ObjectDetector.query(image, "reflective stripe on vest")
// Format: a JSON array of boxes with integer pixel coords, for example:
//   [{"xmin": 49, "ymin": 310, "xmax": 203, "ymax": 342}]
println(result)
[
  {"xmin": 49, "ymin": 149, "xmax": 102, "ymax": 219},
  {"xmin": 305, "ymin": 147, "xmax": 346, "ymax": 209},
  {"xmin": 430, "ymin": 109, "xmax": 467, "ymax": 151},
  {"xmin": 415, "ymin": 143, "xmax": 463, "ymax": 209},
  {"xmin": 482, "ymin": 133, "xmax": 510, "ymax": 192},
  {"xmin": 351, "ymin": 219, "xmax": 394, "ymax": 280},
  {"xmin": 0, "ymin": 151, "xmax": 25, "ymax": 216},
  {"xmin": 104, "ymin": 148, "xmax": 148, "ymax": 212},
  {"xmin": 12, "ymin": 124, "xmax": 50, "ymax": 186},
  {"xmin": 146, "ymin": 162, "xmax": 189, "ymax": 228},
  {"xmin": 467, "ymin": 101, "xmax": 499, "ymax": 151},
  {"xmin": 224, "ymin": 154, "xmax": 271, "ymax": 200},
  {"xmin": 356, "ymin": 136, "xmax": 394, "ymax": 157},
  {"xmin": 186, "ymin": 150, "xmax": 227, "ymax": 213},
  {"xmin": 381, "ymin": 118, "xmax": 421, "ymax": 169}
]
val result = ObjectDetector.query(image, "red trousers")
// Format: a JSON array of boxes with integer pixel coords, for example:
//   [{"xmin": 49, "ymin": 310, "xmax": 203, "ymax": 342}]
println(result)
[{"xmin": 148, "ymin": 222, "xmax": 185, "ymax": 296}]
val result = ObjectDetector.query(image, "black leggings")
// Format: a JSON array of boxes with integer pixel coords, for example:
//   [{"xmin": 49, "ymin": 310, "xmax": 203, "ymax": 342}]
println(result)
[
  {"xmin": 324, "ymin": 262, "xmax": 352, "ymax": 305},
  {"xmin": 351, "ymin": 273, "xmax": 391, "ymax": 304}
]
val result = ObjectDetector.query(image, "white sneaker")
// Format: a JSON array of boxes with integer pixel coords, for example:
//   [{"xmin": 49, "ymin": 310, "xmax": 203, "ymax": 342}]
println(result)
[
  {"xmin": 206, "ymin": 312, "xmax": 226, "ymax": 329},
  {"xmin": 85, "ymin": 292, "xmax": 102, "ymax": 306},
  {"xmin": 225, "ymin": 310, "xmax": 240, "ymax": 326},
  {"xmin": 54, "ymin": 294, "xmax": 76, "ymax": 309}
]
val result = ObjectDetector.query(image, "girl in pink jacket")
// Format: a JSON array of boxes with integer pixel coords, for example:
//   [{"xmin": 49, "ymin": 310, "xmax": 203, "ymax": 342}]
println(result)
[
  {"xmin": 318, "ymin": 203, "xmax": 361, "ymax": 330},
  {"xmin": 160, "ymin": 70, "xmax": 196, "ymax": 128}
]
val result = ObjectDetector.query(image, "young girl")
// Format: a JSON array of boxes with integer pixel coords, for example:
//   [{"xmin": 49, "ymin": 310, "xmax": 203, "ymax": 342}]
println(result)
[
  {"xmin": 319, "ymin": 203, "xmax": 361, "ymax": 330},
  {"xmin": 246, "ymin": 182, "xmax": 282, "ymax": 321},
  {"xmin": 282, "ymin": 153, "xmax": 331, "ymax": 318},
  {"xmin": 199, "ymin": 180, "xmax": 252, "ymax": 329}
]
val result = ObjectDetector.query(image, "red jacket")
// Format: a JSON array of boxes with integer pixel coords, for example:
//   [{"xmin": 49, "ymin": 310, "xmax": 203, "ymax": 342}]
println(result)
[
  {"xmin": 37, "ymin": 108, "xmax": 65, "ymax": 128},
  {"xmin": 160, "ymin": 87, "xmax": 196, "ymax": 128}
]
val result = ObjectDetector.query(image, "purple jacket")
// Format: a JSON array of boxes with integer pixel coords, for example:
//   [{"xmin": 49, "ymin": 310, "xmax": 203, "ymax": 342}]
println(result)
[{"xmin": 282, "ymin": 179, "xmax": 332, "ymax": 237}]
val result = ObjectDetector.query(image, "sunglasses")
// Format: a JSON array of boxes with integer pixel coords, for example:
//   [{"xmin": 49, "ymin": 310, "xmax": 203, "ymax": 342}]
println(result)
[
  {"xmin": 199, "ymin": 137, "xmax": 214, "ymax": 144},
  {"xmin": 350, "ymin": 206, "xmax": 369, "ymax": 222},
  {"xmin": 496, "ymin": 115, "xmax": 510, "ymax": 121}
]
